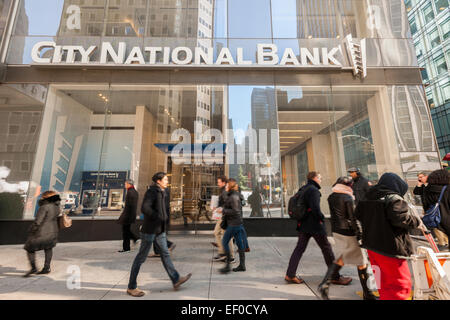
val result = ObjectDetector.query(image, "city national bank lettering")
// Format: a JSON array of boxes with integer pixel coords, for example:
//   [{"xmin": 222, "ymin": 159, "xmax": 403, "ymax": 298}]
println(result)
[{"xmin": 32, "ymin": 42, "xmax": 346, "ymax": 67}]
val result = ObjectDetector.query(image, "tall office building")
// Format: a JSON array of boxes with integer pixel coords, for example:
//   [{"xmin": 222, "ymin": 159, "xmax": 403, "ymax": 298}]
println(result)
[{"xmin": 405, "ymin": 0, "xmax": 450, "ymax": 157}]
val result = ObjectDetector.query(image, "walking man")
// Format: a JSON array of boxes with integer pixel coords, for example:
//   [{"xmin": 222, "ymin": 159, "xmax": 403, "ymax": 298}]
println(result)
[
  {"xmin": 117, "ymin": 180, "xmax": 139, "ymax": 252},
  {"xmin": 127, "ymin": 172, "xmax": 191, "ymax": 297},
  {"xmin": 285, "ymin": 171, "xmax": 352, "ymax": 286},
  {"xmin": 212, "ymin": 176, "xmax": 235, "ymax": 263},
  {"xmin": 347, "ymin": 168, "xmax": 371, "ymax": 205}
]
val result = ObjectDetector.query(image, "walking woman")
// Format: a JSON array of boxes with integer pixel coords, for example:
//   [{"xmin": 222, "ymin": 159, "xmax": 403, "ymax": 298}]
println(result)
[
  {"xmin": 220, "ymin": 178, "xmax": 249, "ymax": 273},
  {"xmin": 23, "ymin": 191, "xmax": 61, "ymax": 277},
  {"xmin": 318, "ymin": 176, "xmax": 377, "ymax": 300}
]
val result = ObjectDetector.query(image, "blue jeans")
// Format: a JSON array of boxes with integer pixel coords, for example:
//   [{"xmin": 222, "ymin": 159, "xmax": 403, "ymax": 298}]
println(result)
[
  {"xmin": 128, "ymin": 232, "xmax": 179, "ymax": 290},
  {"xmin": 222, "ymin": 225, "xmax": 247, "ymax": 254}
]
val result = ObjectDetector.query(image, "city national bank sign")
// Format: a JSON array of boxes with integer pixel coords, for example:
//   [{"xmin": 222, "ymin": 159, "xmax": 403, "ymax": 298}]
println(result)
[{"xmin": 31, "ymin": 35, "xmax": 366, "ymax": 77}]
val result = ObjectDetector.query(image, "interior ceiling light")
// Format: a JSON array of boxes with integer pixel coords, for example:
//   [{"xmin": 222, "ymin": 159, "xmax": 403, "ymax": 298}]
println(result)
[
  {"xmin": 280, "ymin": 130, "xmax": 312, "ymax": 133},
  {"xmin": 280, "ymin": 136, "xmax": 303, "ymax": 139},
  {"xmin": 280, "ymin": 141, "xmax": 295, "ymax": 144}
]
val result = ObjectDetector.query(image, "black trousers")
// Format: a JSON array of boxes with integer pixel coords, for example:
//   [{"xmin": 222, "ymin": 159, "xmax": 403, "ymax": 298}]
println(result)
[
  {"xmin": 286, "ymin": 232, "xmax": 336, "ymax": 278},
  {"xmin": 122, "ymin": 224, "xmax": 139, "ymax": 251}
]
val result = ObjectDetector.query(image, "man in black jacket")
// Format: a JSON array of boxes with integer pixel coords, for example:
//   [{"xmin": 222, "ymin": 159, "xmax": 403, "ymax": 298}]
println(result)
[
  {"xmin": 117, "ymin": 180, "xmax": 139, "ymax": 252},
  {"xmin": 127, "ymin": 172, "xmax": 191, "ymax": 297},
  {"xmin": 348, "ymin": 167, "xmax": 371, "ymax": 205},
  {"xmin": 151, "ymin": 187, "xmax": 176, "ymax": 257},
  {"xmin": 285, "ymin": 171, "xmax": 352, "ymax": 286}
]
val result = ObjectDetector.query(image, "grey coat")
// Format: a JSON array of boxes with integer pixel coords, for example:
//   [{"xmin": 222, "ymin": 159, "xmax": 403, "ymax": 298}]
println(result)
[{"xmin": 24, "ymin": 197, "xmax": 60, "ymax": 252}]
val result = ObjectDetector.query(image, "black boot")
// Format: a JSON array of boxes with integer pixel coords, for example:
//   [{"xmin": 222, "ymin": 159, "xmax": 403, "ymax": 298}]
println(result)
[
  {"xmin": 233, "ymin": 251, "xmax": 246, "ymax": 272},
  {"xmin": 318, "ymin": 263, "xmax": 341, "ymax": 300},
  {"xmin": 358, "ymin": 267, "xmax": 377, "ymax": 300},
  {"xmin": 37, "ymin": 249, "xmax": 52, "ymax": 274},
  {"xmin": 219, "ymin": 253, "xmax": 231, "ymax": 274},
  {"xmin": 24, "ymin": 252, "xmax": 37, "ymax": 278}
]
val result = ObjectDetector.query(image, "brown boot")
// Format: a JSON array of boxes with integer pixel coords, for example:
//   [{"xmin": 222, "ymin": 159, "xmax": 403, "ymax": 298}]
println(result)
[
  {"xmin": 126, "ymin": 288, "xmax": 145, "ymax": 297},
  {"xmin": 284, "ymin": 275, "xmax": 304, "ymax": 284},
  {"xmin": 173, "ymin": 273, "xmax": 192, "ymax": 290}
]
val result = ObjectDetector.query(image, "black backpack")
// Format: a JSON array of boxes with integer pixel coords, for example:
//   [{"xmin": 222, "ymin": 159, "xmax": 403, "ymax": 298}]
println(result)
[{"xmin": 288, "ymin": 187, "xmax": 308, "ymax": 221}]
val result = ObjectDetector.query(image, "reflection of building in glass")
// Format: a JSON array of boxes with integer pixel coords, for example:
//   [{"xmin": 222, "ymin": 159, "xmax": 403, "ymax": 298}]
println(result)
[{"xmin": 404, "ymin": 0, "xmax": 450, "ymax": 157}]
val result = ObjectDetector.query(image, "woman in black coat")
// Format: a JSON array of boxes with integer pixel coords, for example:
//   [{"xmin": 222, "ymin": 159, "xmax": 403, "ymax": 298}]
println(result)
[
  {"xmin": 23, "ymin": 191, "xmax": 61, "ymax": 277},
  {"xmin": 318, "ymin": 176, "xmax": 376, "ymax": 300},
  {"xmin": 422, "ymin": 169, "xmax": 450, "ymax": 244}
]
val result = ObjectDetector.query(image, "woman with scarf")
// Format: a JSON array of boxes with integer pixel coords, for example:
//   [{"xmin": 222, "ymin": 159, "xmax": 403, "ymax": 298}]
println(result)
[
  {"xmin": 354, "ymin": 172, "xmax": 427, "ymax": 300},
  {"xmin": 23, "ymin": 191, "xmax": 61, "ymax": 277},
  {"xmin": 318, "ymin": 176, "xmax": 377, "ymax": 300}
]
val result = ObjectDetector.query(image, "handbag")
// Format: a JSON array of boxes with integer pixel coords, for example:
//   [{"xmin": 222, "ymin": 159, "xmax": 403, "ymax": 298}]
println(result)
[
  {"xmin": 58, "ymin": 213, "xmax": 73, "ymax": 229},
  {"xmin": 422, "ymin": 185, "xmax": 447, "ymax": 229}
]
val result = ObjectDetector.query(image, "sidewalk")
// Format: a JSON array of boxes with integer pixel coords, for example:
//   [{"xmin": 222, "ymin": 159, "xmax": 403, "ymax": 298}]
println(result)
[{"xmin": 0, "ymin": 235, "xmax": 369, "ymax": 300}]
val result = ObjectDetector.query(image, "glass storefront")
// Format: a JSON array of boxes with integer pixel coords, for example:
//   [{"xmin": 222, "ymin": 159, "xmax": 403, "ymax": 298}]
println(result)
[{"xmin": 0, "ymin": 0, "xmax": 442, "ymax": 230}]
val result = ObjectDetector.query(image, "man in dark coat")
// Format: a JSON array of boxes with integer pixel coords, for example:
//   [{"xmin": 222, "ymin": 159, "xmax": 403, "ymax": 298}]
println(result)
[
  {"xmin": 285, "ymin": 171, "xmax": 352, "ymax": 286},
  {"xmin": 355, "ymin": 172, "xmax": 426, "ymax": 300},
  {"xmin": 23, "ymin": 191, "xmax": 61, "ymax": 277},
  {"xmin": 127, "ymin": 172, "xmax": 191, "ymax": 297},
  {"xmin": 117, "ymin": 179, "xmax": 139, "ymax": 252},
  {"xmin": 348, "ymin": 167, "xmax": 371, "ymax": 205},
  {"xmin": 151, "ymin": 187, "xmax": 176, "ymax": 257}
]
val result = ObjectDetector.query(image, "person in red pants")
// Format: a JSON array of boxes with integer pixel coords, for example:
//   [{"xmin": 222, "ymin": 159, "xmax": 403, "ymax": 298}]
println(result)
[{"xmin": 355, "ymin": 172, "xmax": 427, "ymax": 300}]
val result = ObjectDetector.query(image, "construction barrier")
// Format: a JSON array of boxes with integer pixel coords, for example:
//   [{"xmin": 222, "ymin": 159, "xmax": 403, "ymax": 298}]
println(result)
[{"xmin": 411, "ymin": 246, "xmax": 450, "ymax": 300}]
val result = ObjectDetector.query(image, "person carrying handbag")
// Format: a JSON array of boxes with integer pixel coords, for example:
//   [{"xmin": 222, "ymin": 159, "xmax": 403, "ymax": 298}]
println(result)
[{"xmin": 23, "ymin": 191, "xmax": 62, "ymax": 277}]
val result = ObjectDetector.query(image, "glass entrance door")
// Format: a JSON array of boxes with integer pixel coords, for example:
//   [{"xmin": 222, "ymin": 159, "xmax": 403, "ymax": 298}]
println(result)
[{"xmin": 168, "ymin": 156, "xmax": 224, "ymax": 228}]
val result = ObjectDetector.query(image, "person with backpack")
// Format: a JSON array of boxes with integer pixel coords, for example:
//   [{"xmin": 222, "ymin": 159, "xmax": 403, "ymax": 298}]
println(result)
[
  {"xmin": 317, "ymin": 176, "xmax": 377, "ymax": 300},
  {"xmin": 219, "ymin": 178, "xmax": 248, "ymax": 273},
  {"xmin": 355, "ymin": 172, "xmax": 427, "ymax": 300},
  {"xmin": 285, "ymin": 171, "xmax": 352, "ymax": 286},
  {"xmin": 421, "ymin": 169, "xmax": 450, "ymax": 251}
]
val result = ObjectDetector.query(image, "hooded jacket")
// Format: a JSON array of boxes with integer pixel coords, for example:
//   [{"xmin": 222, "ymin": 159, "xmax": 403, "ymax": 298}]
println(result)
[
  {"xmin": 140, "ymin": 184, "xmax": 169, "ymax": 235},
  {"xmin": 355, "ymin": 173, "xmax": 421, "ymax": 259},
  {"xmin": 24, "ymin": 195, "xmax": 60, "ymax": 252}
]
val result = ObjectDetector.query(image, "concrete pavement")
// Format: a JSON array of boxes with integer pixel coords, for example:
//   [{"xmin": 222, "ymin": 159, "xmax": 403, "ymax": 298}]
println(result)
[{"xmin": 0, "ymin": 235, "xmax": 372, "ymax": 300}]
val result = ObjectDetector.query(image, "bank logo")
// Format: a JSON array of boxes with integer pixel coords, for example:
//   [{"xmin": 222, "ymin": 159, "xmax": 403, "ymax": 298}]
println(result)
[{"xmin": 345, "ymin": 34, "xmax": 367, "ymax": 79}]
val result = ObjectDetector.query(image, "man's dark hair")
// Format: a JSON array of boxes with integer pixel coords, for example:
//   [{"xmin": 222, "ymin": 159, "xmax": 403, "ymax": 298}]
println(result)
[
  {"xmin": 427, "ymin": 169, "xmax": 450, "ymax": 185},
  {"xmin": 307, "ymin": 171, "xmax": 319, "ymax": 181},
  {"xmin": 218, "ymin": 175, "xmax": 228, "ymax": 183},
  {"xmin": 152, "ymin": 172, "xmax": 167, "ymax": 183}
]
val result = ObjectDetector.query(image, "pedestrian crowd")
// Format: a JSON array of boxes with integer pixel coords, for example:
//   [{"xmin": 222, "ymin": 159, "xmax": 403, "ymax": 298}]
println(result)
[{"xmin": 21, "ymin": 167, "xmax": 450, "ymax": 300}]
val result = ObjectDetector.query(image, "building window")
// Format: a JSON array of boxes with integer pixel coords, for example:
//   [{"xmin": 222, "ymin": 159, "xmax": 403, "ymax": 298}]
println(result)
[
  {"xmin": 435, "ymin": 55, "xmax": 448, "ymax": 75},
  {"xmin": 441, "ymin": 18, "xmax": 450, "ymax": 40},
  {"xmin": 21, "ymin": 161, "xmax": 29, "ymax": 172},
  {"xmin": 6, "ymin": 145, "xmax": 13, "ymax": 152},
  {"xmin": 29, "ymin": 125, "xmax": 37, "ymax": 134},
  {"xmin": 428, "ymin": 28, "xmax": 441, "ymax": 47},
  {"xmin": 3, "ymin": 160, "xmax": 12, "ymax": 169},
  {"xmin": 9, "ymin": 125, "xmax": 19, "ymax": 134},
  {"xmin": 434, "ymin": 0, "xmax": 449, "ymax": 13},
  {"xmin": 422, "ymin": 4, "xmax": 435, "ymax": 24},
  {"xmin": 23, "ymin": 144, "xmax": 29, "ymax": 152}
]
